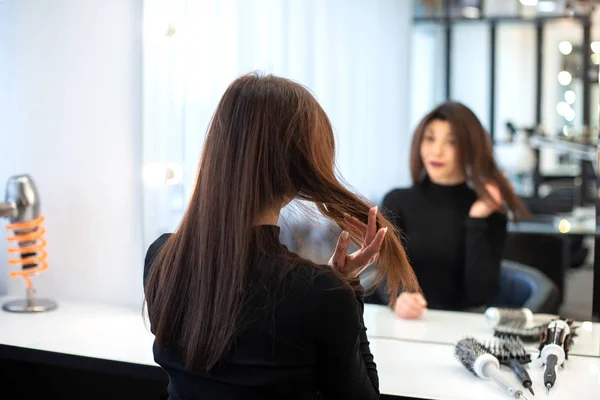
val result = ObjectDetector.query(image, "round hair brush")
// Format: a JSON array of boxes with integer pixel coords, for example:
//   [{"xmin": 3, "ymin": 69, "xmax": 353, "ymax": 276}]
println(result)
[
  {"xmin": 538, "ymin": 319, "xmax": 575, "ymax": 395},
  {"xmin": 485, "ymin": 307, "xmax": 533, "ymax": 327},
  {"xmin": 454, "ymin": 337, "xmax": 529, "ymax": 399},
  {"xmin": 493, "ymin": 323, "xmax": 545, "ymax": 342},
  {"xmin": 485, "ymin": 337, "xmax": 534, "ymax": 396}
]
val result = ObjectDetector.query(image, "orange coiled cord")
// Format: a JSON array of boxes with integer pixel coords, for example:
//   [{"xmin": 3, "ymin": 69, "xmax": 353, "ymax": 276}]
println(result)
[{"xmin": 6, "ymin": 215, "xmax": 48, "ymax": 290}]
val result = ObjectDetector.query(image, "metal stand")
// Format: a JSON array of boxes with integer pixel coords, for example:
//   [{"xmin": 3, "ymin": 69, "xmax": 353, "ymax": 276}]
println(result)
[{"xmin": 2, "ymin": 287, "xmax": 57, "ymax": 313}]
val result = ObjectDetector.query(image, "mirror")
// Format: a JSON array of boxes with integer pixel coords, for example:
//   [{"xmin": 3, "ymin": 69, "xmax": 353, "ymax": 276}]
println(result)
[
  {"xmin": 595, "ymin": 65, "xmax": 600, "ymax": 323},
  {"xmin": 409, "ymin": 4, "xmax": 599, "ymax": 324}
]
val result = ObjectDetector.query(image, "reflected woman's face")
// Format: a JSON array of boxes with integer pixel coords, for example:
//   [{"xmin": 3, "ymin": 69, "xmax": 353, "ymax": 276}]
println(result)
[{"xmin": 420, "ymin": 119, "xmax": 465, "ymax": 185}]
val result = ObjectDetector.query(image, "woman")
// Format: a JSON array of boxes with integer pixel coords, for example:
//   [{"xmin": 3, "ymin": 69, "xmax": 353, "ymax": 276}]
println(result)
[
  {"xmin": 144, "ymin": 73, "xmax": 419, "ymax": 399},
  {"xmin": 368, "ymin": 101, "xmax": 528, "ymax": 318}
]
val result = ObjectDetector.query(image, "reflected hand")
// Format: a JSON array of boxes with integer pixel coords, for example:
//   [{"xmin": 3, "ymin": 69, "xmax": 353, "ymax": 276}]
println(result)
[
  {"xmin": 328, "ymin": 206, "xmax": 387, "ymax": 279},
  {"xmin": 394, "ymin": 292, "xmax": 427, "ymax": 319},
  {"xmin": 469, "ymin": 183, "xmax": 503, "ymax": 218}
]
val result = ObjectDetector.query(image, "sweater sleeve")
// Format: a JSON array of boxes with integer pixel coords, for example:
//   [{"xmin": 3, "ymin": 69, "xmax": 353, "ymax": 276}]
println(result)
[
  {"xmin": 314, "ymin": 274, "xmax": 379, "ymax": 399},
  {"xmin": 463, "ymin": 212, "xmax": 507, "ymax": 306}
]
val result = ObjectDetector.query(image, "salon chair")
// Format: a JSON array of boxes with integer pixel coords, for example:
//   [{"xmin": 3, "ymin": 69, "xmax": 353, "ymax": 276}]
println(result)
[{"xmin": 490, "ymin": 260, "xmax": 560, "ymax": 314}]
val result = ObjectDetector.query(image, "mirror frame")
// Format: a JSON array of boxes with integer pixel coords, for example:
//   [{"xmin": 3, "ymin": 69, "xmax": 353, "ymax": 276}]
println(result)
[{"xmin": 595, "ymin": 143, "xmax": 600, "ymax": 321}]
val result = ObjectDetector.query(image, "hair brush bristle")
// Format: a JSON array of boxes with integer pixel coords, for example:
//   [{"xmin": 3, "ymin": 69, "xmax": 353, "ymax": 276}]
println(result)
[
  {"xmin": 455, "ymin": 337, "xmax": 489, "ymax": 376},
  {"xmin": 493, "ymin": 323, "xmax": 544, "ymax": 342},
  {"xmin": 483, "ymin": 339, "xmax": 509, "ymax": 363},
  {"xmin": 492, "ymin": 308, "xmax": 530, "ymax": 326},
  {"xmin": 484, "ymin": 337, "xmax": 532, "ymax": 365},
  {"xmin": 538, "ymin": 318, "xmax": 577, "ymax": 359},
  {"xmin": 501, "ymin": 336, "xmax": 531, "ymax": 363}
]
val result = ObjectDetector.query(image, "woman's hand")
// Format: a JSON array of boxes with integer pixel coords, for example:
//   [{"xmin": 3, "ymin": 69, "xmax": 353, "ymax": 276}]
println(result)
[
  {"xmin": 328, "ymin": 206, "xmax": 387, "ymax": 279},
  {"xmin": 393, "ymin": 292, "xmax": 427, "ymax": 319},
  {"xmin": 469, "ymin": 183, "xmax": 503, "ymax": 219}
]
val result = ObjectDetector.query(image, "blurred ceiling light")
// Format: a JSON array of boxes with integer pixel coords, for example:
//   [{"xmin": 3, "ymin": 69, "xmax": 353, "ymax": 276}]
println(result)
[
  {"xmin": 557, "ymin": 71, "xmax": 572, "ymax": 86},
  {"xmin": 143, "ymin": 162, "xmax": 183, "ymax": 187},
  {"xmin": 564, "ymin": 108, "xmax": 576, "ymax": 122},
  {"xmin": 519, "ymin": 0, "xmax": 538, "ymax": 6},
  {"xmin": 582, "ymin": 321, "xmax": 593, "ymax": 332},
  {"xmin": 461, "ymin": 6, "xmax": 480, "ymax": 19},
  {"xmin": 591, "ymin": 41, "xmax": 600, "ymax": 53},
  {"xmin": 558, "ymin": 41, "xmax": 572, "ymax": 55},
  {"xmin": 564, "ymin": 90, "xmax": 576, "ymax": 104},
  {"xmin": 556, "ymin": 102, "xmax": 570, "ymax": 116},
  {"xmin": 165, "ymin": 23, "xmax": 177, "ymax": 38},
  {"xmin": 537, "ymin": 0, "xmax": 556, "ymax": 12},
  {"xmin": 558, "ymin": 219, "xmax": 571, "ymax": 234}
]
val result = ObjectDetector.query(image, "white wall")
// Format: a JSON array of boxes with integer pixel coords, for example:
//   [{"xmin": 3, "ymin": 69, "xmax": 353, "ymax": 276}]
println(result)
[
  {"xmin": 495, "ymin": 24, "xmax": 536, "ymax": 142},
  {"xmin": 451, "ymin": 23, "xmax": 491, "ymax": 131},
  {"xmin": 141, "ymin": 0, "xmax": 415, "ymax": 248},
  {"xmin": 0, "ymin": 0, "xmax": 144, "ymax": 309},
  {"xmin": 410, "ymin": 22, "xmax": 492, "ymax": 136},
  {"xmin": 410, "ymin": 24, "xmax": 446, "ymax": 133}
]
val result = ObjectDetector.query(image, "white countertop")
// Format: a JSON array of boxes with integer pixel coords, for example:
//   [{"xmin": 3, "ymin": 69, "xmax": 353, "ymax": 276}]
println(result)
[
  {"xmin": 1, "ymin": 297, "xmax": 599, "ymax": 399},
  {"xmin": 0, "ymin": 297, "xmax": 156, "ymax": 367},
  {"xmin": 371, "ymin": 338, "xmax": 600, "ymax": 400},
  {"xmin": 363, "ymin": 304, "xmax": 600, "ymax": 358}
]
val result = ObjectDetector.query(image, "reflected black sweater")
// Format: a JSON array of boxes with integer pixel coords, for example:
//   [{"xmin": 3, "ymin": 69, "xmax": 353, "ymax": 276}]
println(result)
[
  {"xmin": 374, "ymin": 178, "xmax": 507, "ymax": 310},
  {"xmin": 144, "ymin": 226, "xmax": 379, "ymax": 400}
]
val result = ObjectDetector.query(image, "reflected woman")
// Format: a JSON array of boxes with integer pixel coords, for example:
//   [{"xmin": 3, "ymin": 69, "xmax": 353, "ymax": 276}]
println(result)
[{"xmin": 366, "ymin": 101, "xmax": 528, "ymax": 318}]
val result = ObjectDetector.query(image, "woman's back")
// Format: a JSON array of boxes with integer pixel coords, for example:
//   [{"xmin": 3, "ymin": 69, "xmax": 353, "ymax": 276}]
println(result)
[
  {"xmin": 144, "ymin": 226, "xmax": 378, "ymax": 400},
  {"xmin": 143, "ymin": 73, "xmax": 418, "ymax": 399}
]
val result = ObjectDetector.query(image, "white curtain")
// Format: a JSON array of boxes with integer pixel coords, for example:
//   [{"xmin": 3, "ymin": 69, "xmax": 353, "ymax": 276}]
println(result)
[{"xmin": 142, "ymin": 0, "xmax": 413, "ymax": 248}]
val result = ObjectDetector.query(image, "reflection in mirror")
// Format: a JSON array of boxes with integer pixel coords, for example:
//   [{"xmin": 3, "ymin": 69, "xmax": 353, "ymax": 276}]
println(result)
[
  {"xmin": 410, "ymin": 22, "xmax": 447, "ymax": 129},
  {"xmin": 408, "ymin": 4, "xmax": 599, "ymax": 323}
]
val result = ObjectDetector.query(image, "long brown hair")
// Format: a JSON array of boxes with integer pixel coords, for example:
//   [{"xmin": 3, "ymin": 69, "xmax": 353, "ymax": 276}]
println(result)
[
  {"xmin": 144, "ymin": 73, "xmax": 419, "ymax": 372},
  {"xmin": 410, "ymin": 101, "xmax": 529, "ymax": 220}
]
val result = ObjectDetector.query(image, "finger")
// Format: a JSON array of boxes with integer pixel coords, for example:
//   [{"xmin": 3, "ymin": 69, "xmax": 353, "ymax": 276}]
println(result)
[
  {"xmin": 344, "ymin": 215, "xmax": 367, "ymax": 236},
  {"xmin": 344, "ymin": 214, "xmax": 368, "ymax": 232},
  {"xmin": 415, "ymin": 293, "xmax": 428, "ymax": 307},
  {"xmin": 366, "ymin": 252, "xmax": 379, "ymax": 266},
  {"xmin": 403, "ymin": 299, "xmax": 426, "ymax": 314},
  {"xmin": 403, "ymin": 293, "xmax": 425, "ymax": 309},
  {"xmin": 331, "ymin": 231, "xmax": 350, "ymax": 270},
  {"xmin": 349, "ymin": 227, "xmax": 387, "ymax": 266},
  {"xmin": 396, "ymin": 306, "xmax": 421, "ymax": 319},
  {"xmin": 365, "ymin": 206, "xmax": 378, "ymax": 244},
  {"xmin": 396, "ymin": 300, "xmax": 423, "ymax": 318},
  {"xmin": 484, "ymin": 183, "xmax": 503, "ymax": 204}
]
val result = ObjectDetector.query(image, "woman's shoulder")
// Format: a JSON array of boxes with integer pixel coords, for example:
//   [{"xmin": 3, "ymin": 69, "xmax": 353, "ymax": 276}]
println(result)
[
  {"xmin": 382, "ymin": 186, "xmax": 420, "ymax": 208},
  {"xmin": 288, "ymin": 258, "xmax": 355, "ymax": 306},
  {"xmin": 145, "ymin": 233, "xmax": 172, "ymax": 265},
  {"xmin": 143, "ymin": 233, "xmax": 172, "ymax": 284},
  {"xmin": 265, "ymin": 249, "xmax": 352, "ymax": 298},
  {"xmin": 274, "ymin": 251, "xmax": 346, "ymax": 288}
]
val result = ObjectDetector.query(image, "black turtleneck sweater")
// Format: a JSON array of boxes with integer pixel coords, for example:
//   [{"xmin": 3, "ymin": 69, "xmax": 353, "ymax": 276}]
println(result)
[
  {"xmin": 374, "ymin": 178, "xmax": 507, "ymax": 311},
  {"xmin": 144, "ymin": 226, "xmax": 379, "ymax": 400}
]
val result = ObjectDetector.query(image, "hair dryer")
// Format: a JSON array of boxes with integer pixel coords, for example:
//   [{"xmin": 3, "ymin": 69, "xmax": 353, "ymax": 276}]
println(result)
[{"xmin": 0, "ymin": 174, "xmax": 57, "ymax": 312}]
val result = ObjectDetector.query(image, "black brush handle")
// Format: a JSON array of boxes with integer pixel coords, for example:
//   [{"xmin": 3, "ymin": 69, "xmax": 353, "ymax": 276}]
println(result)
[
  {"xmin": 508, "ymin": 359, "xmax": 532, "ymax": 389},
  {"xmin": 544, "ymin": 354, "xmax": 558, "ymax": 388}
]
